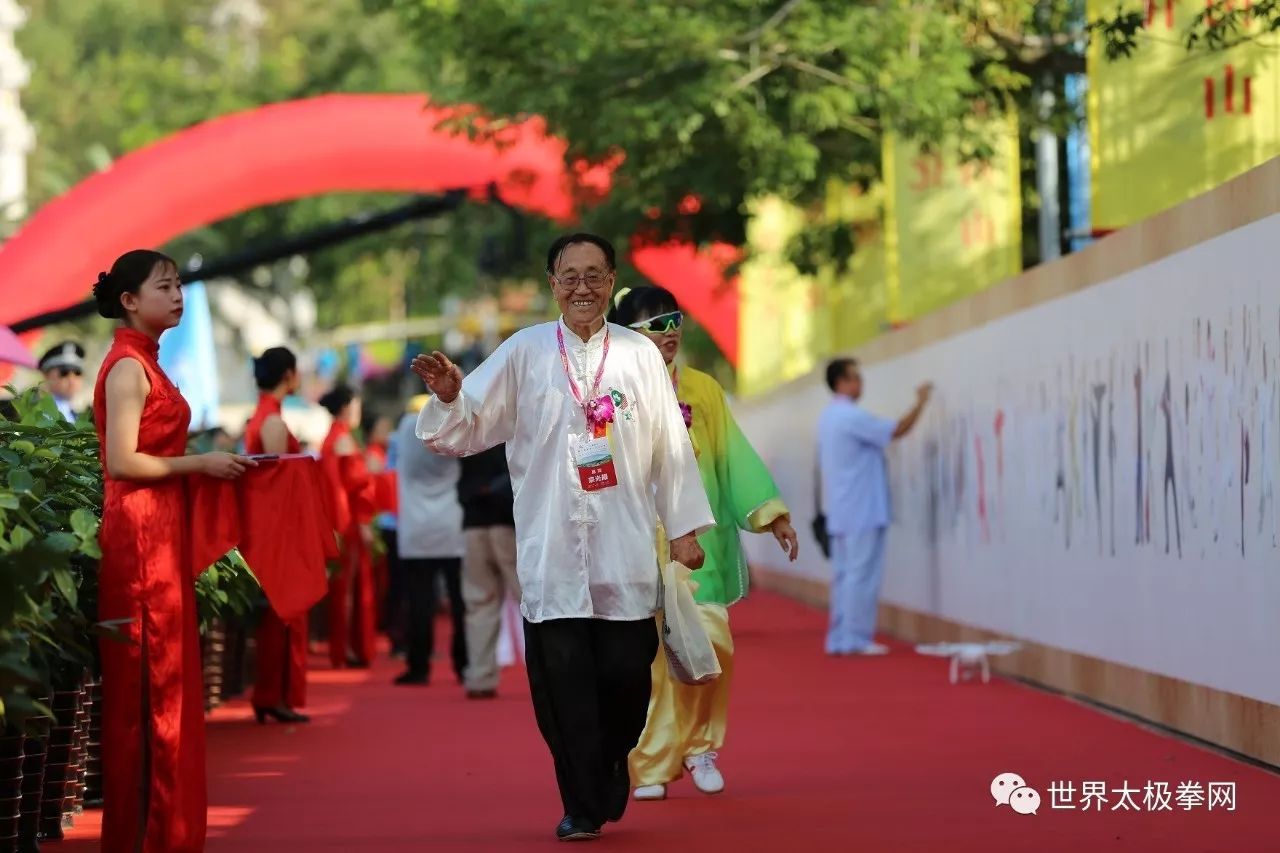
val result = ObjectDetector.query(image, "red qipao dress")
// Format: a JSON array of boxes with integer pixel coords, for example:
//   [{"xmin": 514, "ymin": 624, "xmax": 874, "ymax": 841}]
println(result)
[
  {"xmin": 92, "ymin": 327, "xmax": 206, "ymax": 852},
  {"xmin": 320, "ymin": 420, "xmax": 376, "ymax": 667},
  {"xmin": 245, "ymin": 394, "xmax": 309, "ymax": 709},
  {"xmin": 366, "ymin": 440, "xmax": 396, "ymax": 625}
]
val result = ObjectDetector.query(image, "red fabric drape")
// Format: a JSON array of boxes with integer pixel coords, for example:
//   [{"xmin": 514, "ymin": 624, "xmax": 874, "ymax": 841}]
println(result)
[{"xmin": 188, "ymin": 456, "xmax": 337, "ymax": 620}]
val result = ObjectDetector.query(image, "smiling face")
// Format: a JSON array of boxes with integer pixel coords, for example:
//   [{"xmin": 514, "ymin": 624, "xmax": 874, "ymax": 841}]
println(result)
[
  {"xmin": 549, "ymin": 242, "xmax": 615, "ymax": 334},
  {"xmin": 632, "ymin": 309, "xmax": 683, "ymax": 365}
]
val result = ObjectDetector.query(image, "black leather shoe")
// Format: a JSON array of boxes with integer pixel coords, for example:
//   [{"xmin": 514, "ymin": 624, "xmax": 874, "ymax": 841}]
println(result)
[
  {"xmin": 555, "ymin": 816, "xmax": 600, "ymax": 842},
  {"xmin": 606, "ymin": 762, "xmax": 629, "ymax": 822},
  {"xmin": 393, "ymin": 670, "xmax": 429, "ymax": 686},
  {"xmin": 254, "ymin": 705, "xmax": 310, "ymax": 725}
]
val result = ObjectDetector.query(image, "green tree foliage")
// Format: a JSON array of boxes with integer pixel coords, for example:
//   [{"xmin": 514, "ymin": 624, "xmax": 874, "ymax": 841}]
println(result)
[
  {"xmin": 377, "ymin": 0, "xmax": 1090, "ymax": 254},
  {"xmin": 20, "ymin": 0, "xmax": 437, "ymax": 206},
  {"xmin": 1092, "ymin": 0, "xmax": 1280, "ymax": 59},
  {"xmin": 0, "ymin": 391, "xmax": 102, "ymax": 728},
  {"xmin": 16, "ymin": 0, "xmax": 502, "ymax": 328},
  {"xmin": 0, "ymin": 387, "xmax": 270, "ymax": 728}
]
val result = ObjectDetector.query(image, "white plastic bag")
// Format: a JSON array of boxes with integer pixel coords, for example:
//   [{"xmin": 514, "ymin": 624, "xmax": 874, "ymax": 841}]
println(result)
[{"xmin": 659, "ymin": 561, "xmax": 722, "ymax": 685}]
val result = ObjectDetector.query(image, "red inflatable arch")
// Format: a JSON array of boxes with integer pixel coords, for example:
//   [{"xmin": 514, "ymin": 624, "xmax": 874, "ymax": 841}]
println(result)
[
  {"xmin": 0, "ymin": 93, "xmax": 738, "ymax": 363},
  {"xmin": 631, "ymin": 239, "xmax": 739, "ymax": 362}
]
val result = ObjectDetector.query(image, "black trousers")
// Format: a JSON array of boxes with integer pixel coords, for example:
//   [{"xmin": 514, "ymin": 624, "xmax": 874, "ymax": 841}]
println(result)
[
  {"xmin": 402, "ymin": 557, "xmax": 466, "ymax": 680},
  {"xmin": 523, "ymin": 617, "xmax": 658, "ymax": 827},
  {"xmin": 381, "ymin": 528, "xmax": 405, "ymax": 649}
]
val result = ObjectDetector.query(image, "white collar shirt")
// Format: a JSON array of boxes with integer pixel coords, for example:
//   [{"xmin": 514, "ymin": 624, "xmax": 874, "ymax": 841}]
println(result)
[{"xmin": 416, "ymin": 318, "xmax": 714, "ymax": 622}]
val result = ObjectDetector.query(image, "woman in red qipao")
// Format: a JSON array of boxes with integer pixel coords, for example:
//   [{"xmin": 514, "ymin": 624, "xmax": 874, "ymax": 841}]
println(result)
[
  {"xmin": 245, "ymin": 347, "xmax": 311, "ymax": 724},
  {"xmin": 92, "ymin": 250, "xmax": 256, "ymax": 852},
  {"xmin": 319, "ymin": 385, "xmax": 377, "ymax": 668},
  {"xmin": 363, "ymin": 414, "xmax": 397, "ymax": 631}
]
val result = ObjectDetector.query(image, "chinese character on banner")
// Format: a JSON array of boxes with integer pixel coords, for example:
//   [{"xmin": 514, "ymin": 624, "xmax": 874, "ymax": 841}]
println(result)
[
  {"xmin": 882, "ymin": 113, "xmax": 1022, "ymax": 325},
  {"xmin": 1086, "ymin": 0, "xmax": 1280, "ymax": 230},
  {"xmin": 1207, "ymin": 783, "xmax": 1237, "ymax": 812},
  {"xmin": 1111, "ymin": 781, "xmax": 1142, "ymax": 811},
  {"xmin": 1049, "ymin": 781, "xmax": 1076, "ymax": 810},
  {"xmin": 1143, "ymin": 781, "xmax": 1174, "ymax": 812},
  {"xmin": 1176, "ymin": 781, "xmax": 1206, "ymax": 810},
  {"xmin": 1081, "ymin": 781, "xmax": 1108, "ymax": 812}
]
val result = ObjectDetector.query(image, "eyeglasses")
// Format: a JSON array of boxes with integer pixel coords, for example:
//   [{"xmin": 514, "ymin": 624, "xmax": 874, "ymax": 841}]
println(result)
[
  {"xmin": 554, "ymin": 271, "xmax": 613, "ymax": 291},
  {"xmin": 629, "ymin": 310, "xmax": 683, "ymax": 335}
]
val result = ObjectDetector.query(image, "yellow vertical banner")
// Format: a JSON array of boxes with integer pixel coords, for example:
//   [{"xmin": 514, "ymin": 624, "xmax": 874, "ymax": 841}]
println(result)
[
  {"xmin": 736, "ymin": 198, "xmax": 830, "ymax": 398},
  {"xmin": 824, "ymin": 181, "xmax": 890, "ymax": 354},
  {"xmin": 1088, "ymin": 0, "xmax": 1280, "ymax": 230},
  {"xmin": 736, "ymin": 186, "xmax": 891, "ymax": 398},
  {"xmin": 882, "ymin": 114, "xmax": 1023, "ymax": 323}
]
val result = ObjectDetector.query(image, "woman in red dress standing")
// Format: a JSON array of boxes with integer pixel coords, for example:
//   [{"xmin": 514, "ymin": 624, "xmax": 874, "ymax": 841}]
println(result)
[
  {"xmin": 92, "ymin": 250, "xmax": 255, "ymax": 851},
  {"xmin": 363, "ymin": 413, "xmax": 397, "ymax": 632},
  {"xmin": 245, "ymin": 347, "xmax": 311, "ymax": 724},
  {"xmin": 319, "ymin": 385, "xmax": 377, "ymax": 668}
]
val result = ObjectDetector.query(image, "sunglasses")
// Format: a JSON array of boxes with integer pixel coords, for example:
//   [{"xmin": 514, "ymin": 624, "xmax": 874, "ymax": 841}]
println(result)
[
  {"xmin": 54, "ymin": 367, "xmax": 82, "ymax": 378},
  {"xmin": 628, "ymin": 310, "xmax": 683, "ymax": 335}
]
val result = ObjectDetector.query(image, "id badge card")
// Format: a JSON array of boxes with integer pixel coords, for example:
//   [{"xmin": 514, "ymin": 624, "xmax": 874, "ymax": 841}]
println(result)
[{"xmin": 575, "ymin": 435, "xmax": 618, "ymax": 492}]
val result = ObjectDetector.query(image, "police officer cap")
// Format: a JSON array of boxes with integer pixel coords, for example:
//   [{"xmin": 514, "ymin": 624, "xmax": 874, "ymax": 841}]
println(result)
[{"xmin": 38, "ymin": 341, "xmax": 85, "ymax": 374}]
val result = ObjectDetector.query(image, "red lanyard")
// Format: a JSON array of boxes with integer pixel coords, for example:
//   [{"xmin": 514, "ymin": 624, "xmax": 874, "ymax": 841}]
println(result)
[{"xmin": 556, "ymin": 323, "xmax": 611, "ymax": 422}]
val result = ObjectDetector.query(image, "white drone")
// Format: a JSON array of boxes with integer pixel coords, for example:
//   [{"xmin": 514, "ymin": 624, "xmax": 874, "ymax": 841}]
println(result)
[{"xmin": 915, "ymin": 641, "xmax": 1022, "ymax": 684}]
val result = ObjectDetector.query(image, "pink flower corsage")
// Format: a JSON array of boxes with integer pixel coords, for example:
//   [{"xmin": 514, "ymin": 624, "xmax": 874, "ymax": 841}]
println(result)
[
  {"xmin": 586, "ymin": 394, "xmax": 616, "ymax": 429},
  {"xmin": 679, "ymin": 401, "xmax": 693, "ymax": 429}
]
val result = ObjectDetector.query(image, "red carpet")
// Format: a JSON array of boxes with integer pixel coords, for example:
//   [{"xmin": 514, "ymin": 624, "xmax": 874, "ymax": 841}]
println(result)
[{"xmin": 61, "ymin": 592, "xmax": 1278, "ymax": 851}]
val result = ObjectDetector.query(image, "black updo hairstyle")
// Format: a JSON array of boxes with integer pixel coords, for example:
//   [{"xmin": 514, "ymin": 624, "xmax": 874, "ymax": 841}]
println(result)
[
  {"xmin": 609, "ymin": 285, "xmax": 680, "ymax": 328},
  {"xmin": 91, "ymin": 249, "xmax": 179, "ymax": 320},
  {"xmin": 253, "ymin": 347, "xmax": 297, "ymax": 391},
  {"xmin": 318, "ymin": 384, "xmax": 355, "ymax": 417}
]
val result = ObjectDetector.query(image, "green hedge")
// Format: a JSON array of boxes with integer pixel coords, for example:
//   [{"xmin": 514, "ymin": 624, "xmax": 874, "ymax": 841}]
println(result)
[{"xmin": 0, "ymin": 388, "xmax": 263, "ymax": 732}]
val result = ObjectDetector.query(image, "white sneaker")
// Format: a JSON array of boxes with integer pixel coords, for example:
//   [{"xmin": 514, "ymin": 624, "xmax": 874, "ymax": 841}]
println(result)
[
  {"xmin": 683, "ymin": 752, "xmax": 725, "ymax": 794},
  {"xmin": 633, "ymin": 784, "xmax": 666, "ymax": 801},
  {"xmin": 831, "ymin": 642, "xmax": 889, "ymax": 656}
]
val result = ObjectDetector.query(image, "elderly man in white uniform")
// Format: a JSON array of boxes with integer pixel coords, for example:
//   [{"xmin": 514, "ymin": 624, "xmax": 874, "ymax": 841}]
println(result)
[{"xmin": 412, "ymin": 233, "xmax": 714, "ymax": 843}]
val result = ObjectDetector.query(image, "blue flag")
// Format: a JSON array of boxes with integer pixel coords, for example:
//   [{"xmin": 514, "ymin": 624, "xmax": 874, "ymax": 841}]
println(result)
[{"xmin": 159, "ymin": 280, "xmax": 220, "ymax": 432}]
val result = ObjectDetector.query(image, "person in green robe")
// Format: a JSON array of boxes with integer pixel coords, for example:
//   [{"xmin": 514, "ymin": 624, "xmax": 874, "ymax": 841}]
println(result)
[{"xmin": 611, "ymin": 285, "xmax": 798, "ymax": 801}]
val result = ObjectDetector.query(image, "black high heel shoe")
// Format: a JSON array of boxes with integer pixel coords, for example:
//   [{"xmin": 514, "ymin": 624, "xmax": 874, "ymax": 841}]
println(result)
[{"xmin": 254, "ymin": 706, "xmax": 311, "ymax": 724}]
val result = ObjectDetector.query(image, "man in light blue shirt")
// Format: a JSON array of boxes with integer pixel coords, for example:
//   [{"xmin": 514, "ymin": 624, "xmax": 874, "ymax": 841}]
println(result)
[{"xmin": 817, "ymin": 357, "xmax": 932, "ymax": 655}]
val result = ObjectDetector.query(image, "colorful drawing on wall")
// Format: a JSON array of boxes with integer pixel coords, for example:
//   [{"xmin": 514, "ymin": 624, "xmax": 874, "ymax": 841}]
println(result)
[
  {"xmin": 891, "ymin": 302, "xmax": 1280, "ymax": 566},
  {"xmin": 795, "ymin": 214, "xmax": 1280, "ymax": 705},
  {"xmin": 1087, "ymin": 0, "xmax": 1280, "ymax": 231}
]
